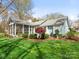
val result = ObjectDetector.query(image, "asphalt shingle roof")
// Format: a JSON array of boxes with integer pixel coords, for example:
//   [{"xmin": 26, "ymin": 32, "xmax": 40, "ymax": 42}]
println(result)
[
  {"xmin": 9, "ymin": 16, "xmax": 68, "ymax": 26},
  {"xmin": 40, "ymin": 17, "xmax": 67, "ymax": 26}
]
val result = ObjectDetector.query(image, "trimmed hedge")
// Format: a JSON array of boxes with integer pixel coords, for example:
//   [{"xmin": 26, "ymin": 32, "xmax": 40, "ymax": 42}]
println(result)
[
  {"xmin": 41, "ymin": 33, "xmax": 49, "ymax": 39},
  {"xmin": 0, "ymin": 33, "xmax": 5, "ymax": 38},
  {"xmin": 29, "ymin": 34, "xmax": 37, "ymax": 39},
  {"xmin": 22, "ymin": 33, "xmax": 28, "ymax": 38}
]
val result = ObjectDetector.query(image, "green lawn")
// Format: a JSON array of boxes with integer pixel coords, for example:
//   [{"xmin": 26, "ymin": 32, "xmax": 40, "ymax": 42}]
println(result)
[{"xmin": 0, "ymin": 37, "xmax": 79, "ymax": 59}]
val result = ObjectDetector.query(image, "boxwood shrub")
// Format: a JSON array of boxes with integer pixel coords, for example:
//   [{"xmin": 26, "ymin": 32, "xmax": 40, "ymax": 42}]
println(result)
[
  {"xmin": 29, "ymin": 34, "xmax": 37, "ymax": 39},
  {"xmin": 41, "ymin": 33, "xmax": 49, "ymax": 39},
  {"xmin": 0, "ymin": 33, "xmax": 5, "ymax": 38},
  {"xmin": 22, "ymin": 33, "xmax": 28, "ymax": 38}
]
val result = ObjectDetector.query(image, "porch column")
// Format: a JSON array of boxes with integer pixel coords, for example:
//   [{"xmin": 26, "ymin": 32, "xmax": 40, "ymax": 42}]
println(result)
[
  {"xmin": 28, "ymin": 25, "xmax": 30, "ymax": 36},
  {"xmin": 34, "ymin": 27, "xmax": 35, "ymax": 34},
  {"xmin": 52, "ymin": 26, "xmax": 53, "ymax": 36},
  {"xmin": 14, "ymin": 24, "xmax": 16, "ymax": 36},
  {"xmin": 22, "ymin": 24, "xmax": 24, "ymax": 34},
  {"xmin": 9, "ymin": 25, "xmax": 11, "ymax": 35},
  {"xmin": 53, "ymin": 26, "xmax": 55, "ymax": 34},
  {"xmin": 12, "ymin": 24, "xmax": 14, "ymax": 36}
]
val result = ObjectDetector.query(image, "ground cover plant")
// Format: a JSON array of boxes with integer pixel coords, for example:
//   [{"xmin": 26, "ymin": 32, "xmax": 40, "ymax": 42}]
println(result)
[
  {"xmin": 66, "ymin": 28, "xmax": 79, "ymax": 41},
  {"xmin": 0, "ymin": 37, "xmax": 79, "ymax": 59}
]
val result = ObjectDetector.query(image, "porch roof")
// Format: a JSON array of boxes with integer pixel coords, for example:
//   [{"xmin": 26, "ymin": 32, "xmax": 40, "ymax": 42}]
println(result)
[
  {"xmin": 9, "ymin": 16, "xmax": 68, "ymax": 26},
  {"xmin": 9, "ymin": 16, "xmax": 46, "ymax": 26},
  {"xmin": 15, "ymin": 20, "xmax": 46, "ymax": 26}
]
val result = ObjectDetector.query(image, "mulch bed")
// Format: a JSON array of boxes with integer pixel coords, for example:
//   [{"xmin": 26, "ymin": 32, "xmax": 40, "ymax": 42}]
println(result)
[
  {"xmin": 28, "ymin": 37, "xmax": 66, "ymax": 42},
  {"xmin": 22, "ymin": 36, "xmax": 79, "ymax": 42}
]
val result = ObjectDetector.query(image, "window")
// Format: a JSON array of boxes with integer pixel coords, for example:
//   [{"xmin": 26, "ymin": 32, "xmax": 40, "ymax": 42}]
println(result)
[{"xmin": 48, "ymin": 26, "xmax": 53, "ymax": 29}]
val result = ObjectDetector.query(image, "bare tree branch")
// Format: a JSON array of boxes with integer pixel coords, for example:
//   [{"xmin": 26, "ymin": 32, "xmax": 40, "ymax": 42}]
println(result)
[{"xmin": 0, "ymin": 0, "xmax": 15, "ymax": 15}]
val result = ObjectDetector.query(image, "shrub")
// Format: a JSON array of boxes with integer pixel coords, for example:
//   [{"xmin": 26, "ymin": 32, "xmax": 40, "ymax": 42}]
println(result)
[
  {"xmin": 67, "ymin": 31, "xmax": 74, "ymax": 37},
  {"xmin": 44, "ymin": 34, "xmax": 49, "ymax": 39},
  {"xmin": 53, "ymin": 34, "xmax": 63, "ymax": 38},
  {"xmin": 55, "ymin": 29, "xmax": 59, "ymax": 35},
  {"xmin": 0, "ymin": 33, "xmax": 5, "ymax": 38},
  {"xmin": 22, "ymin": 33, "xmax": 28, "ymax": 38},
  {"xmin": 58, "ymin": 34, "xmax": 63, "ymax": 38},
  {"xmin": 69, "ymin": 28, "xmax": 76, "ymax": 32},
  {"xmin": 4, "ymin": 33, "xmax": 13, "ymax": 38},
  {"xmin": 41, "ymin": 33, "xmax": 49, "ymax": 39},
  {"xmin": 0, "ymin": 33, "xmax": 13, "ymax": 38},
  {"xmin": 53, "ymin": 29, "xmax": 62, "ymax": 38},
  {"xmin": 66, "ymin": 28, "xmax": 76, "ymax": 38},
  {"xmin": 29, "ymin": 34, "xmax": 37, "ymax": 39},
  {"xmin": 66, "ymin": 28, "xmax": 79, "ymax": 40},
  {"xmin": 53, "ymin": 34, "xmax": 57, "ymax": 38}
]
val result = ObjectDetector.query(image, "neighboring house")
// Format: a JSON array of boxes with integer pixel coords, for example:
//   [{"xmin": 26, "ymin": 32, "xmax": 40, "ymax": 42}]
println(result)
[
  {"xmin": 7, "ymin": 16, "xmax": 69, "ymax": 37},
  {"xmin": 72, "ymin": 20, "xmax": 79, "ymax": 32}
]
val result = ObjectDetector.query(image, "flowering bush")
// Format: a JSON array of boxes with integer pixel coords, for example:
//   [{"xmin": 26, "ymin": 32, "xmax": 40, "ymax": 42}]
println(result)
[
  {"xmin": 35, "ymin": 27, "xmax": 46, "ymax": 34},
  {"xmin": 35, "ymin": 27, "xmax": 46, "ymax": 39}
]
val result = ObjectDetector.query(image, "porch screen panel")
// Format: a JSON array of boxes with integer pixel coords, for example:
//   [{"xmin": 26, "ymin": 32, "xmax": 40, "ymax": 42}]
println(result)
[{"xmin": 24, "ymin": 25, "xmax": 29, "ymax": 33}]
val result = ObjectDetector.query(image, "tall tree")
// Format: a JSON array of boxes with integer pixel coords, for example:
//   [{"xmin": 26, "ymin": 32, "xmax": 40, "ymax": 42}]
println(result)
[
  {"xmin": 0, "ymin": 1, "xmax": 8, "ymax": 33},
  {"xmin": 46, "ymin": 13, "xmax": 65, "ymax": 19},
  {"xmin": 0, "ymin": 1, "xmax": 8, "ymax": 19},
  {"xmin": 45, "ymin": 13, "xmax": 71, "ymax": 29},
  {"xmin": 9, "ymin": 0, "xmax": 32, "ymax": 20}
]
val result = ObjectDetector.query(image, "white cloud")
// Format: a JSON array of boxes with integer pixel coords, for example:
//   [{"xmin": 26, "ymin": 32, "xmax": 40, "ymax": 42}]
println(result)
[
  {"xmin": 68, "ymin": 15, "xmax": 78, "ymax": 21},
  {"xmin": 32, "ymin": 8, "xmax": 53, "ymax": 18},
  {"xmin": 32, "ymin": 7, "xmax": 63, "ymax": 18},
  {"xmin": 32, "ymin": 5, "xmax": 79, "ymax": 21},
  {"xmin": 69, "ymin": 0, "xmax": 78, "ymax": 5}
]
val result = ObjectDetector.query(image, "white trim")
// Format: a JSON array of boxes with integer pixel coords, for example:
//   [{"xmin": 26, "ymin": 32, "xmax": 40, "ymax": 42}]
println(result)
[
  {"xmin": 9, "ymin": 22, "xmax": 14, "ymax": 25},
  {"xmin": 46, "ymin": 27, "xmax": 49, "ymax": 34}
]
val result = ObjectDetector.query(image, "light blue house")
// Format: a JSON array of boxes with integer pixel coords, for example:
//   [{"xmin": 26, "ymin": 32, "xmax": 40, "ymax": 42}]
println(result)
[{"xmin": 8, "ymin": 16, "xmax": 69, "ymax": 37}]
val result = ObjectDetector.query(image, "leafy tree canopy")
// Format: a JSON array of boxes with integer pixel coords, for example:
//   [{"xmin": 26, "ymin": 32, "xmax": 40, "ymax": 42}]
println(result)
[{"xmin": 46, "ymin": 13, "xmax": 65, "ymax": 19}]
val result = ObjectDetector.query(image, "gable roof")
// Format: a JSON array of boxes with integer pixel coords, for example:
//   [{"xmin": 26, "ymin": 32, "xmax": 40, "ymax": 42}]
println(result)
[{"xmin": 40, "ymin": 17, "xmax": 68, "ymax": 26}]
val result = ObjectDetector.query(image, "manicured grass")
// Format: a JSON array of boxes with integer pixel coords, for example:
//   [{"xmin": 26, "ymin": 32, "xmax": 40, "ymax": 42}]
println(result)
[{"xmin": 0, "ymin": 37, "xmax": 79, "ymax": 59}]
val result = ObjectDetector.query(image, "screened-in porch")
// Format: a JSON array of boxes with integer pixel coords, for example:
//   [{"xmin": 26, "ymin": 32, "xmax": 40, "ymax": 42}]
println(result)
[{"xmin": 9, "ymin": 23, "xmax": 35, "ymax": 37}]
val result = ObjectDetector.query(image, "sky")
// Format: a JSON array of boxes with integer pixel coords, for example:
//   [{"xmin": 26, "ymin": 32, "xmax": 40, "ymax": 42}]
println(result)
[
  {"xmin": 32, "ymin": 0, "xmax": 79, "ymax": 20},
  {"xmin": 1, "ymin": 0, "xmax": 79, "ymax": 21}
]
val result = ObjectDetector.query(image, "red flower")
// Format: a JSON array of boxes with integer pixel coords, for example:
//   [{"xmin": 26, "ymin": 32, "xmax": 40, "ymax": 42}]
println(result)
[{"xmin": 35, "ymin": 27, "xmax": 46, "ymax": 34}]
